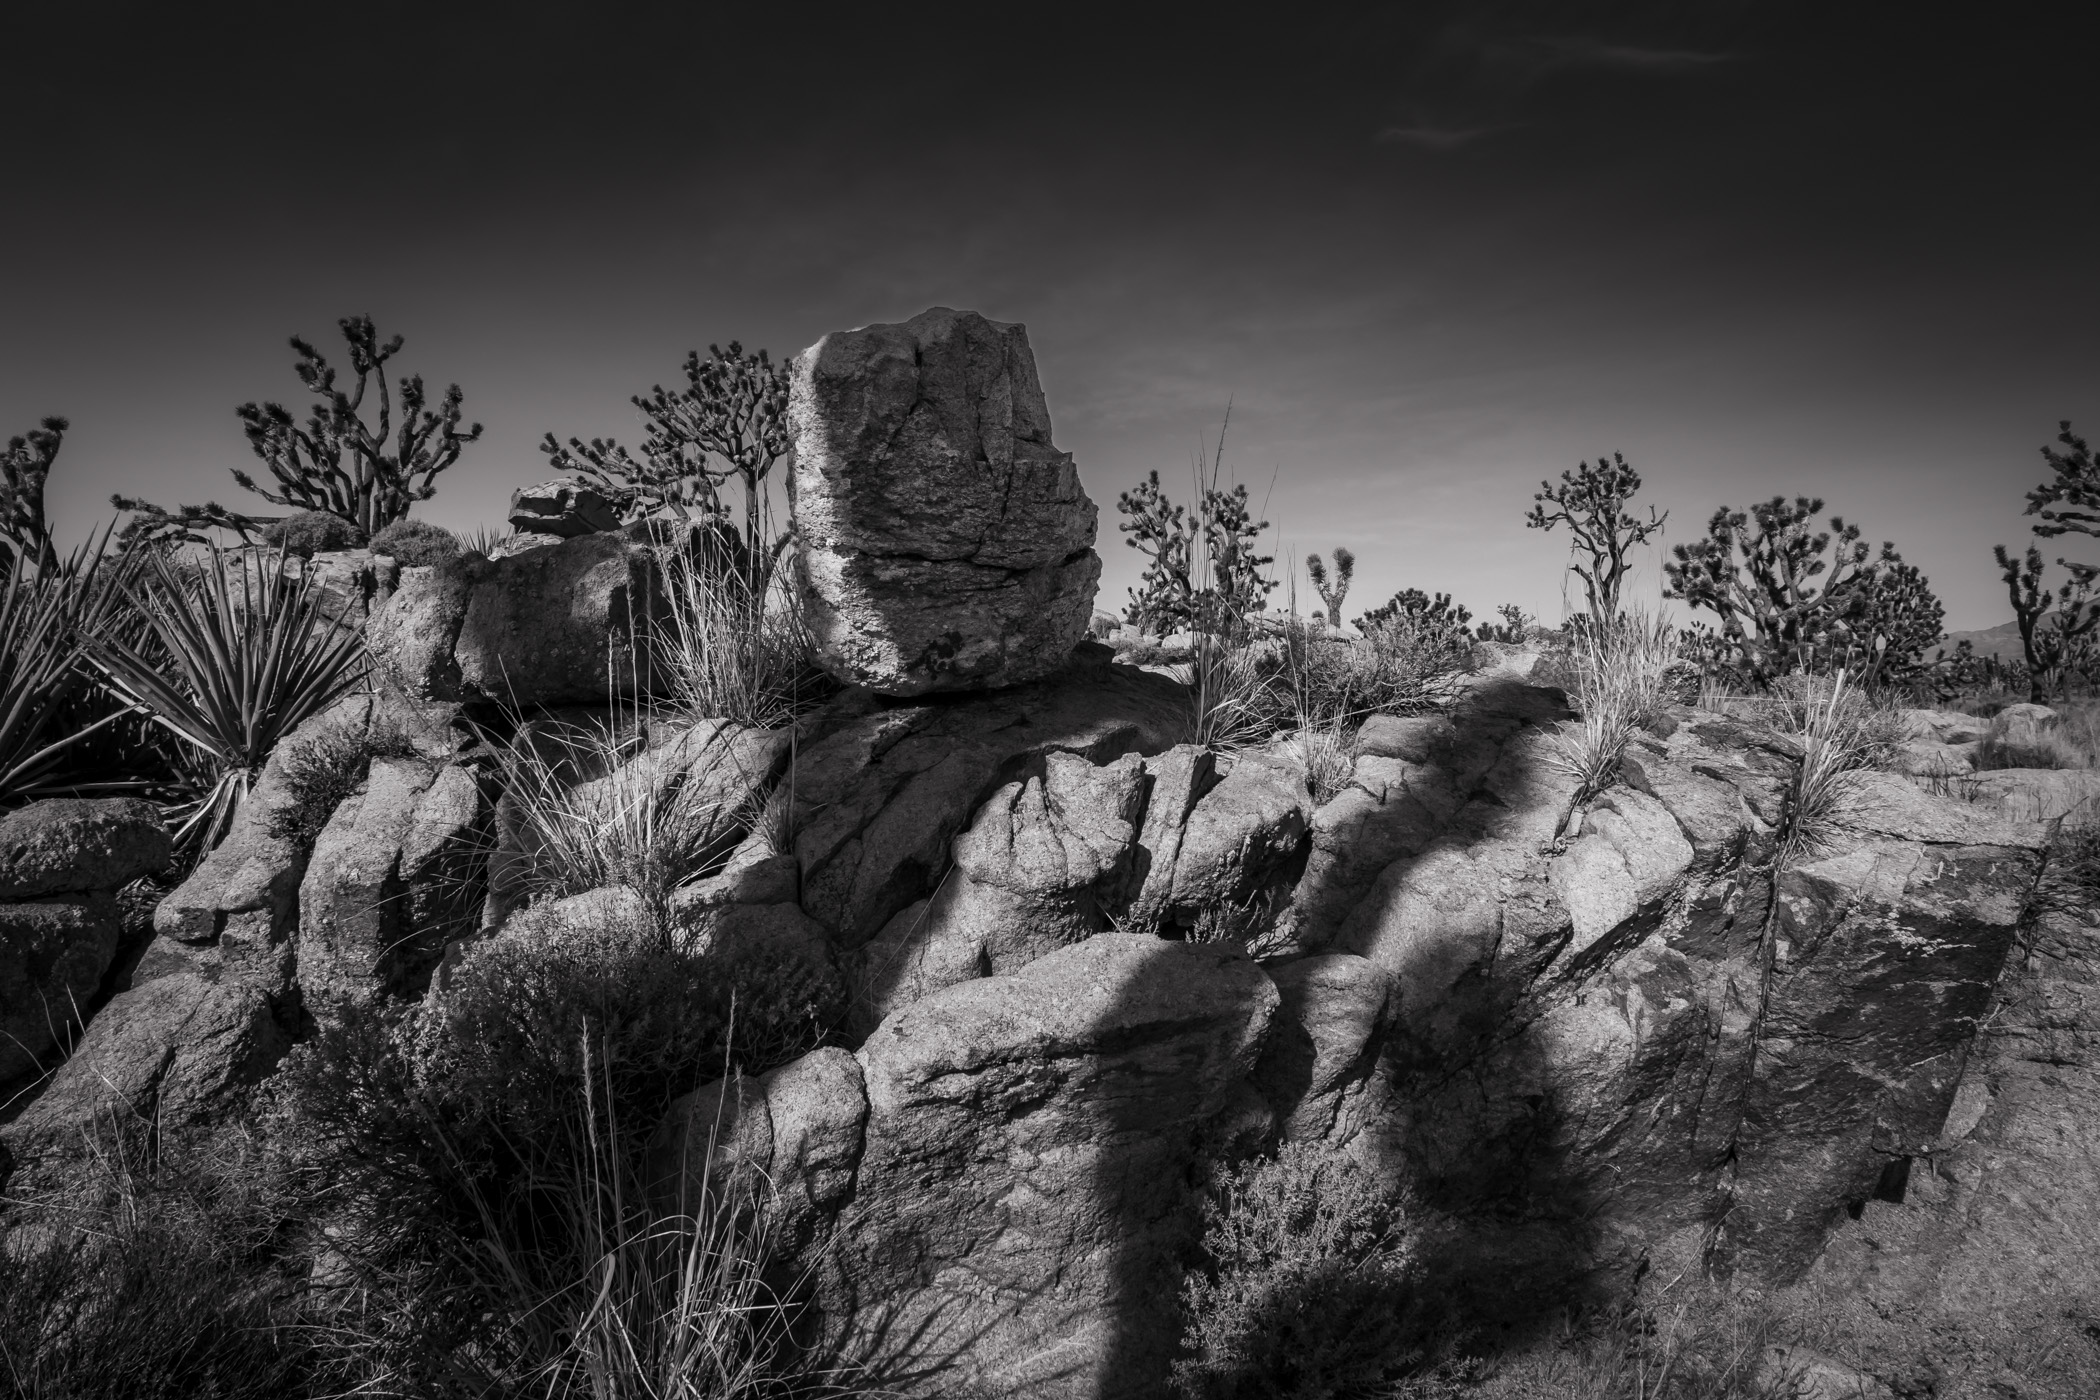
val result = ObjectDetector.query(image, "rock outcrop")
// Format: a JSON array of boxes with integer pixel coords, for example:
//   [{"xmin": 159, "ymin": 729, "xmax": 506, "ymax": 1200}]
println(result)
[
  {"xmin": 0, "ymin": 799, "xmax": 169, "ymax": 1082},
  {"xmin": 366, "ymin": 530, "xmax": 671, "ymax": 707},
  {"xmin": 789, "ymin": 307, "xmax": 1101, "ymax": 695}
]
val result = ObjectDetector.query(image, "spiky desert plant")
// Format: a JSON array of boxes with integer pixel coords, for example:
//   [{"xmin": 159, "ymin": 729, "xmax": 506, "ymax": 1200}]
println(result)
[
  {"xmin": 1545, "ymin": 609, "xmax": 1682, "ymax": 806},
  {"xmin": 1, "ymin": 414, "xmax": 66, "ymax": 573},
  {"xmin": 114, "ymin": 315, "xmax": 482, "ymax": 543},
  {"xmin": 0, "ymin": 532, "xmax": 139, "ymax": 806},
  {"xmin": 1305, "ymin": 547, "xmax": 1355, "ymax": 629},
  {"xmin": 543, "ymin": 342, "xmax": 793, "ymax": 594},
  {"xmin": 1525, "ymin": 451, "xmax": 1668, "ymax": 626},
  {"xmin": 88, "ymin": 546, "xmax": 369, "ymax": 856}
]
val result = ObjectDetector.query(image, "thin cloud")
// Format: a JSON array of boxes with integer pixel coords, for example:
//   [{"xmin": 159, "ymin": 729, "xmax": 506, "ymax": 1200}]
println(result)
[
  {"xmin": 1518, "ymin": 36, "xmax": 1736, "ymax": 74},
  {"xmin": 1375, "ymin": 123, "xmax": 1512, "ymax": 151}
]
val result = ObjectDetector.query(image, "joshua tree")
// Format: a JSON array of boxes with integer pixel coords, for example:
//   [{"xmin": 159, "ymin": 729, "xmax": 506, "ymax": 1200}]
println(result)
[
  {"xmin": 542, "ymin": 342, "xmax": 791, "ymax": 590},
  {"xmin": 1994, "ymin": 543, "xmax": 2100, "ymax": 703},
  {"xmin": 115, "ymin": 316, "xmax": 481, "ymax": 543},
  {"xmin": 1664, "ymin": 496, "xmax": 1941, "ymax": 685},
  {"xmin": 1525, "ymin": 452, "xmax": 1668, "ymax": 624},
  {"xmin": 1986, "ymin": 422, "xmax": 2100, "ymax": 701},
  {"xmin": 1305, "ymin": 547, "xmax": 1355, "ymax": 628},
  {"xmin": 1, "ymin": 415, "xmax": 65, "ymax": 572},
  {"xmin": 2026, "ymin": 420, "xmax": 2100, "ymax": 540}
]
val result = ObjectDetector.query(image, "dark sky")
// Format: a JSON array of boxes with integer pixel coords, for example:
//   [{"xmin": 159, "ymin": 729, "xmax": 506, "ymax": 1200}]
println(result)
[{"xmin": 6, "ymin": 1, "xmax": 2096, "ymax": 629}]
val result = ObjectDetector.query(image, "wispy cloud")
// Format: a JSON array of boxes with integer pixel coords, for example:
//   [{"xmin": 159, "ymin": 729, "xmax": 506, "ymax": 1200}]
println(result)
[
  {"xmin": 1512, "ymin": 36, "xmax": 1736, "ymax": 75},
  {"xmin": 1375, "ymin": 123, "xmax": 1512, "ymax": 151}
]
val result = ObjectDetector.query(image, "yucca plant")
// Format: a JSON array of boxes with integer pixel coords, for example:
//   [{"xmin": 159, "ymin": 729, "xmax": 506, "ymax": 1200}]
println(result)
[
  {"xmin": 0, "ymin": 531, "xmax": 141, "ymax": 806},
  {"xmin": 89, "ymin": 545, "xmax": 369, "ymax": 858}
]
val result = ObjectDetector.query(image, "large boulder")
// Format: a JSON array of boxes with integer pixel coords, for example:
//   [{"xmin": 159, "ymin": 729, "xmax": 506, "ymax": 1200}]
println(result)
[
  {"xmin": 507, "ymin": 478, "xmax": 620, "ymax": 537},
  {"xmin": 789, "ymin": 306, "xmax": 1102, "ymax": 696},
  {"xmin": 0, "ymin": 798, "xmax": 169, "ymax": 899}
]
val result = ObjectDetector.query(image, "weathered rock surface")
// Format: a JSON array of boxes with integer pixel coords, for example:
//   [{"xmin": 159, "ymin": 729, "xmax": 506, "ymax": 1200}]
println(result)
[
  {"xmin": 792, "ymin": 647, "xmax": 1187, "ymax": 945},
  {"xmin": 366, "ymin": 532, "xmax": 671, "ymax": 707},
  {"xmin": 1795, "ymin": 898, "xmax": 2100, "ymax": 1399},
  {"xmin": 0, "ymin": 893, "xmax": 121, "ymax": 1082},
  {"xmin": 154, "ymin": 695, "xmax": 376, "ymax": 985},
  {"xmin": 790, "ymin": 306, "xmax": 1101, "ymax": 696},
  {"xmin": 299, "ymin": 758, "xmax": 492, "ymax": 1008},
  {"xmin": 507, "ymin": 478, "xmax": 620, "ymax": 537},
  {"xmin": 832, "ymin": 934, "xmax": 1277, "ymax": 1399},
  {"xmin": 847, "ymin": 749, "xmax": 1151, "ymax": 1035},
  {"xmin": 0, "ymin": 798, "xmax": 168, "ymax": 900},
  {"xmin": 453, "ymin": 532, "xmax": 668, "ymax": 706},
  {"xmin": 7, "ymin": 972, "xmax": 291, "ymax": 1141},
  {"xmin": 303, "ymin": 548, "xmax": 400, "ymax": 627}
]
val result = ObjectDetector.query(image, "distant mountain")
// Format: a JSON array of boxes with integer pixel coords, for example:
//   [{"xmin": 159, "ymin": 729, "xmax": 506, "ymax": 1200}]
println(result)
[{"xmin": 1938, "ymin": 620, "xmax": 2024, "ymax": 661}]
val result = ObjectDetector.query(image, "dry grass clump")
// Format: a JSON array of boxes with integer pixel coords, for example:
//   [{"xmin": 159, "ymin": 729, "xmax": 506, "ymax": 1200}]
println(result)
[
  {"xmin": 1545, "ymin": 612, "xmax": 1682, "ymax": 803},
  {"xmin": 269, "ymin": 893, "xmax": 844, "ymax": 1394},
  {"xmin": 659, "ymin": 537, "xmax": 830, "ymax": 729},
  {"xmin": 1173, "ymin": 635, "xmax": 1284, "ymax": 750},
  {"xmin": 1773, "ymin": 670, "xmax": 1877, "ymax": 860},
  {"xmin": 1470, "ymin": 1290, "xmax": 1787, "ymax": 1400},
  {"xmin": 489, "ymin": 712, "xmax": 768, "ymax": 934}
]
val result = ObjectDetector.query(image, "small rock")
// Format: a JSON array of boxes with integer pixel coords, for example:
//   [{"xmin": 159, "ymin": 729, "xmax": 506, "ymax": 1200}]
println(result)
[{"xmin": 506, "ymin": 478, "xmax": 621, "ymax": 537}]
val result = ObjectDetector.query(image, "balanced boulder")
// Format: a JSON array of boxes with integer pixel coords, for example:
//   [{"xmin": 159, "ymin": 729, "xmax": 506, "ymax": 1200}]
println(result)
[{"xmin": 789, "ymin": 306, "xmax": 1101, "ymax": 695}]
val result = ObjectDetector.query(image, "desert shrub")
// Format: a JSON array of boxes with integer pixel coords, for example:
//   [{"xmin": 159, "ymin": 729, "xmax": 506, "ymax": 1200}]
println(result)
[
  {"xmin": 1471, "ymin": 1292, "xmax": 1784, "ymax": 1399},
  {"xmin": 367, "ymin": 516, "xmax": 463, "ymax": 567},
  {"xmin": 1174, "ymin": 1140, "xmax": 1446, "ymax": 1400},
  {"xmin": 1284, "ymin": 615, "xmax": 1474, "ymax": 721},
  {"xmin": 271, "ymin": 899, "xmax": 839, "ymax": 1391},
  {"xmin": 261, "ymin": 509, "xmax": 367, "ymax": 558},
  {"xmin": 1971, "ymin": 699, "xmax": 2100, "ymax": 770}
]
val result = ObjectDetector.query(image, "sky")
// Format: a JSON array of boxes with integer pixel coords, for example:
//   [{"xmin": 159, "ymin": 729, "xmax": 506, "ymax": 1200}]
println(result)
[{"xmin": 4, "ymin": 1, "xmax": 2096, "ymax": 631}]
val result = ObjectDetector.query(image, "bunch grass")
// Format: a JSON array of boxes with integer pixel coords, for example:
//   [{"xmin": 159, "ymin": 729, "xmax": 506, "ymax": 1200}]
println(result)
[{"xmin": 1545, "ymin": 610, "xmax": 1683, "ymax": 804}]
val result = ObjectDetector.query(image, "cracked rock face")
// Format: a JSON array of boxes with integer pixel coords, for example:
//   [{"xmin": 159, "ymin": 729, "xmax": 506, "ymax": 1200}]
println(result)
[{"xmin": 789, "ymin": 306, "xmax": 1102, "ymax": 696}]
